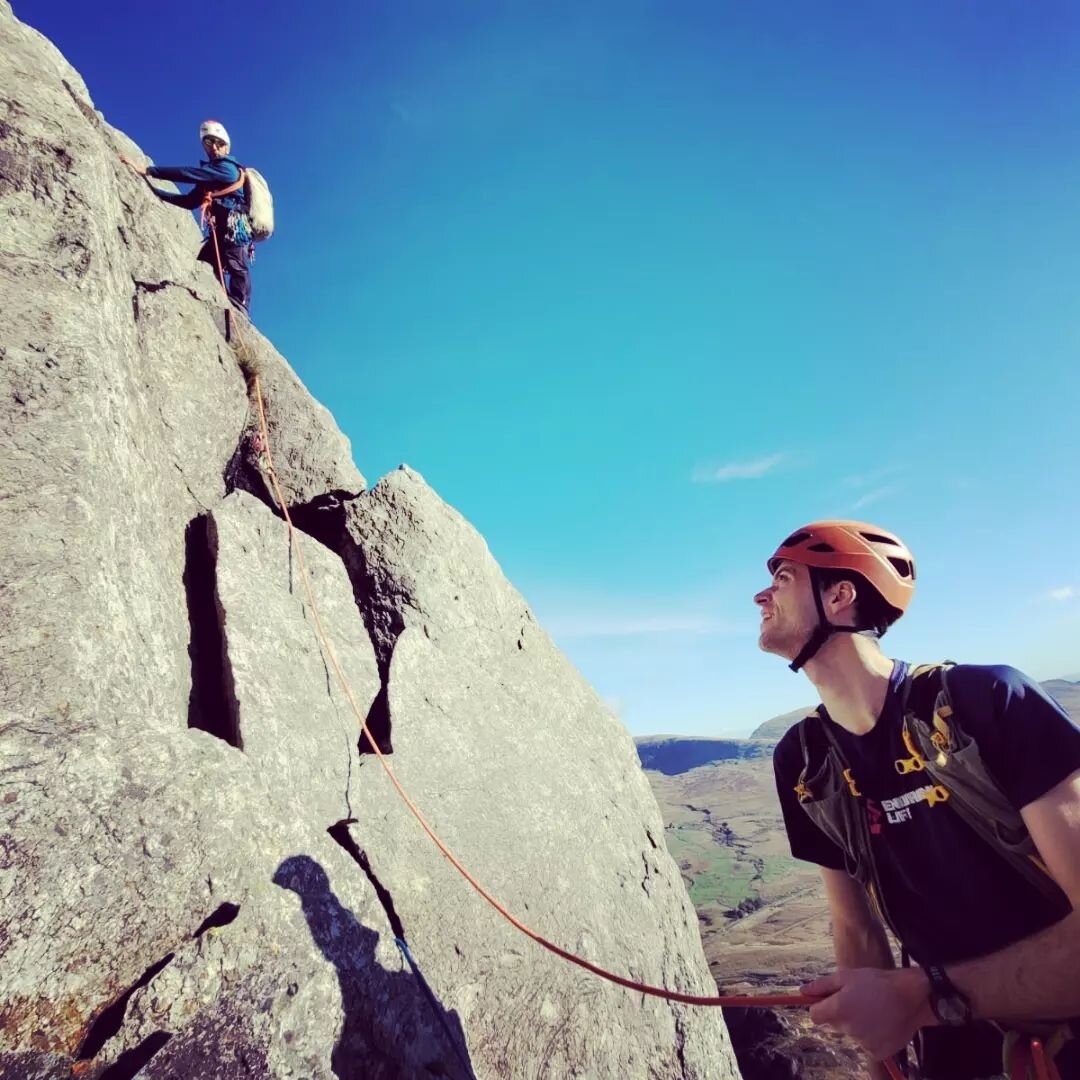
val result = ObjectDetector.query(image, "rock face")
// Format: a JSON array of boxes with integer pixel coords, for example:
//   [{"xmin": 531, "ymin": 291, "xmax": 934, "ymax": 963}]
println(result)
[{"xmin": 0, "ymin": 6, "xmax": 740, "ymax": 1079}]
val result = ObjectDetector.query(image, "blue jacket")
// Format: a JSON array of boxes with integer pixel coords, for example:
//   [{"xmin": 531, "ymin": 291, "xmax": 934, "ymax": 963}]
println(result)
[{"xmin": 146, "ymin": 155, "xmax": 247, "ymax": 219}]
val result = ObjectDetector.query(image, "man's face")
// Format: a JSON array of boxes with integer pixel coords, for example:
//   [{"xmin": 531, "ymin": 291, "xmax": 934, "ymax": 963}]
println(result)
[
  {"xmin": 203, "ymin": 136, "xmax": 229, "ymax": 159},
  {"xmin": 754, "ymin": 560, "xmax": 816, "ymax": 659}
]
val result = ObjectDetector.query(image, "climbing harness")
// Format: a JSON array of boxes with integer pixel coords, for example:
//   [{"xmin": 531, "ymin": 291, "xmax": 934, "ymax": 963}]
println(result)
[{"xmin": 199, "ymin": 173, "xmax": 246, "ymax": 232}]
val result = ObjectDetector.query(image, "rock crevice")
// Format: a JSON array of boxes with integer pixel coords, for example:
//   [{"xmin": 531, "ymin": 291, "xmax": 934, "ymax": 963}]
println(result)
[{"xmin": 183, "ymin": 513, "xmax": 242, "ymax": 749}]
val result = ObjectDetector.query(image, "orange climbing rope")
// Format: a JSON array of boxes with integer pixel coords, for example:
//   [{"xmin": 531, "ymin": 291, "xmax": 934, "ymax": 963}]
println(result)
[
  {"xmin": 205, "ymin": 229, "xmax": 905, "ymax": 1076},
  {"xmin": 200, "ymin": 174, "xmax": 246, "ymax": 231},
  {"xmin": 1017, "ymin": 1038, "xmax": 1064, "ymax": 1080},
  {"xmin": 248, "ymin": 376, "xmax": 811, "ymax": 1009}
]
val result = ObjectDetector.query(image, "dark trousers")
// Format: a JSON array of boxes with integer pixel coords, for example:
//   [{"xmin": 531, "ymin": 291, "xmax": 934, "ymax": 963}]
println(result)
[{"xmin": 198, "ymin": 236, "xmax": 251, "ymax": 313}]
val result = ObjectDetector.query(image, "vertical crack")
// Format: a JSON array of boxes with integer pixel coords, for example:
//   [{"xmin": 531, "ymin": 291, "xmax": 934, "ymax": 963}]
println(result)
[
  {"xmin": 183, "ymin": 513, "xmax": 242, "ymax": 749},
  {"xmin": 674, "ymin": 1013, "xmax": 688, "ymax": 1076},
  {"xmin": 336, "ymin": 540, "xmax": 397, "ymax": 757},
  {"xmin": 327, "ymin": 819, "xmax": 405, "ymax": 939},
  {"xmin": 76, "ymin": 954, "xmax": 175, "ymax": 1061},
  {"xmin": 359, "ymin": 680, "xmax": 392, "ymax": 757}
]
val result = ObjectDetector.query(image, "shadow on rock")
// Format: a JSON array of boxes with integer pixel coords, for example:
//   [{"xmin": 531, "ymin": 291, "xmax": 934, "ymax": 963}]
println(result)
[{"xmin": 273, "ymin": 855, "xmax": 475, "ymax": 1080}]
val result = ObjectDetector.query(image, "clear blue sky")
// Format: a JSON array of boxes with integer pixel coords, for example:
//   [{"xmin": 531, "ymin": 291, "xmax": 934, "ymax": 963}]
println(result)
[{"xmin": 20, "ymin": 1, "xmax": 1080, "ymax": 735}]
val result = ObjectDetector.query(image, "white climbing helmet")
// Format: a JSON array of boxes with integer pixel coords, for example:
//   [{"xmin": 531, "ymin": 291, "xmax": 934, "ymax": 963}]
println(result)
[{"xmin": 199, "ymin": 119, "xmax": 230, "ymax": 147}]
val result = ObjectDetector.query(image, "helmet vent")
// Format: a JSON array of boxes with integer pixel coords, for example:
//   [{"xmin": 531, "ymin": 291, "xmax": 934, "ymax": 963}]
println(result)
[
  {"xmin": 860, "ymin": 531, "xmax": 899, "ymax": 546},
  {"xmin": 782, "ymin": 531, "xmax": 811, "ymax": 547},
  {"xmin": 889, "ymin": 557, "xmax": 914, "ymax": 579},
  {"xmin": 807, "ymin": 542, "xmax": 835, "ymax": 553}
]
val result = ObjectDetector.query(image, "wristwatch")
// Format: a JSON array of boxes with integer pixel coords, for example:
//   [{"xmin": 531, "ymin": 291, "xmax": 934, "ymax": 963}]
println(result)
[{"xmin": 924, "ymin": 964, "xmax": 973, "ymax": 1026}]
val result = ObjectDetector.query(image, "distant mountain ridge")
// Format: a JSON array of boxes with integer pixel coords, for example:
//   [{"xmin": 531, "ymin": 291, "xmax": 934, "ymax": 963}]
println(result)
[
  {"xmin": 637, "ymin": 675, "xmax": 1079, "ymax": 775},
  {"xmin": 749, "ymin": 706, "xmax": 815, "ymax": 740},
  {"xmin": 634, "ymin": 736, "xmax": 775, "ymax": 775},
  {"xmin": 1042, "ymin": 679, "xmax": 1080, "ymax": 717}
]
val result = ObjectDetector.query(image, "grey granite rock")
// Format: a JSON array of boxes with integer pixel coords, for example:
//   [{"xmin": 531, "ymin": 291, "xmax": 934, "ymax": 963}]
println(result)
[
  {"xmin": 0, "ymin": 4, "xmax": 741, "ymax": 1077},
  {"xmin": 226, "ymin": 318, "xmax": 367, "ymax": 512}
]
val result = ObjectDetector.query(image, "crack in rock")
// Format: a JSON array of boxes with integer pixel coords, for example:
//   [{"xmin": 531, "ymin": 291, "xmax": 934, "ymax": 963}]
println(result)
[
  {"xmin": 76, "ymin": 953, "xmax": 175, "ymax": 1061},
  {"xmin": 326, "ymin": 819, "xmax": 405, "ymax": 940}
]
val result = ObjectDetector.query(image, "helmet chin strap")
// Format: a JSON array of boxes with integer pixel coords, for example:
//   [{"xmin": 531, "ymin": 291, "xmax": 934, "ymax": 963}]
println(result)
[{"xmin": 788, "ymin": 569, "xmax": 864, "ymax": 673}]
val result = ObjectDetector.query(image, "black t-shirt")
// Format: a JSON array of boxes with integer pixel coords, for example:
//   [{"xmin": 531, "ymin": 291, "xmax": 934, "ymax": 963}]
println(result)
[{"xmin": 773, "ymin": 661, "xmax": 1080, "ymax": 1078}]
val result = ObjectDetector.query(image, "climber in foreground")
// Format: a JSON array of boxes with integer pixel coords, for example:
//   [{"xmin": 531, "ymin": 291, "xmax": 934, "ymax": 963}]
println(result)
[
  {"xmin": 757, "ymin": 520, "xmax": 1080, "ymax": 1080},
  {"xmin": 121, "ymin": 120, "xmax": 252, "ymax": 314}
]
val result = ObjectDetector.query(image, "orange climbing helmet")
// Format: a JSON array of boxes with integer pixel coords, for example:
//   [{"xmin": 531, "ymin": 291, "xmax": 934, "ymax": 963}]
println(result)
[{"xmin": 768, "ymin": 519, "xmax": 916, "ymax": 616}]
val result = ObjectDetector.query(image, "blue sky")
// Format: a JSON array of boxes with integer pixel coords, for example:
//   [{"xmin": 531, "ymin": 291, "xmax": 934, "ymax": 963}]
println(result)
[{"xmin": 20, "ymin": 1, "xmax": 1080, "ymax": 735}]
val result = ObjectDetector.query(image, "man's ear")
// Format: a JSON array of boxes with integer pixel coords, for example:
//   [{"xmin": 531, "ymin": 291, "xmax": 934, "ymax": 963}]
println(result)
[{"xmin": 823, "ymin": 579, "xmax": 858, "ymax": 620}]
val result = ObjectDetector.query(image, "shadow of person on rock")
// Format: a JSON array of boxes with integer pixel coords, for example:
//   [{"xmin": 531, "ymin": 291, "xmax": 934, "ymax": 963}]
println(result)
[{"xmin": 273, "ymin": 855, "xmax": 476, "ymax": 1080}]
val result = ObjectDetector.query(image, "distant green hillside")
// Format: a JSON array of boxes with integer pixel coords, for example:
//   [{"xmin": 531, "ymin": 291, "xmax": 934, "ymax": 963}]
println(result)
[
  {"xmin": 749, "ymin": 705, "xmax": 814, "ymax": 740},
  {"xmin": 633, "ymin": 736, "xmax": 774, "ymax": 775}
]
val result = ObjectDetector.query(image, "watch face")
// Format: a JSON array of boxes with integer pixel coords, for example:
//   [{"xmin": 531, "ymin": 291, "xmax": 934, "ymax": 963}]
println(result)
[{"xmin": 935, "ymin": 995, "xmax": 969, "ymax": 1026}]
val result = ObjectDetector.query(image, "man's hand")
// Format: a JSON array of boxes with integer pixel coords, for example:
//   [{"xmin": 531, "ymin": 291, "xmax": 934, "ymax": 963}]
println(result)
[
  {"xmin": 119, "ymin": 153, "xmax": 147, "ymax": 177},
  {"xmin": 802, "ymin": 967, "xmax": 936, "ymax": 1061}
]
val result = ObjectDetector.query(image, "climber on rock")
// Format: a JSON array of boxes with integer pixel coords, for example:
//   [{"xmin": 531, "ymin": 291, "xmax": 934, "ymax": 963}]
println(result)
[{"xmin": 120, "ymin": 120, "xmax": 252, "ymax": 314}]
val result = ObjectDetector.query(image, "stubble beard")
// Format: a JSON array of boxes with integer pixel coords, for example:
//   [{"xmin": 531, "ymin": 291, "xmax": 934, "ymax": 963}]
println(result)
[{"xmin": 759, "ymin": 616, "xmax": 802, "ymax": 661}]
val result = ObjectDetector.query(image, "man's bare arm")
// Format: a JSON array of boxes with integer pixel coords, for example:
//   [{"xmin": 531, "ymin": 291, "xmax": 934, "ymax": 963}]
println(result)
[
  {"xmin": 820, "ymin": 868, "xmax": 897, "ymax": 1079},
  {"xmin": 946, "ymin": 768, "xmax": 1080, "ymax": 1019},
  {"xmin": 823, "ymin": 868, "xmax": 894, "ymax": 970}
]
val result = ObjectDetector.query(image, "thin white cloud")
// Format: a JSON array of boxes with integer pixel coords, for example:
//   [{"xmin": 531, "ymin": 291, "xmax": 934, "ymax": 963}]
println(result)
[
  {"xmin": 692, "ymin": 453, "xmax": 785, "ymax": 484},
  {"xmin": 850, "ymin": 484, "xmax": 902, "ymax": 512},
  {"xmin": 1048, "ymin": 586, "xmax": 1077, "ymax": 602}
]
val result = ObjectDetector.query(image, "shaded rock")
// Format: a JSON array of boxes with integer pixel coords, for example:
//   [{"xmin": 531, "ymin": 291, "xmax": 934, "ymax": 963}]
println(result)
[{"xmin": 722, "ymin": 1008, "xmax": 800, "ymax": 1080}]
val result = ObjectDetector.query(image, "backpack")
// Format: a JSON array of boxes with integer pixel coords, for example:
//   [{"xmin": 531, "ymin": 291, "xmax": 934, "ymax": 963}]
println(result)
[
  {"xmin": 242, "ymin": 167, "xmax": 274, "ymax": 242},
  {"xmin": 792, "ymin": 662, "xmax": 1066, "ymax": 936},
  {"xmin": 203, "ymin": 167, "xmax": 274, "ymax": 243}
]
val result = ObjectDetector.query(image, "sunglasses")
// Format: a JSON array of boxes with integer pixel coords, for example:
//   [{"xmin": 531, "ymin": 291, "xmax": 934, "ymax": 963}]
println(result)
[{"xmin": 203, "ymin": 136, "xmax": 227, "ymax": 148}]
